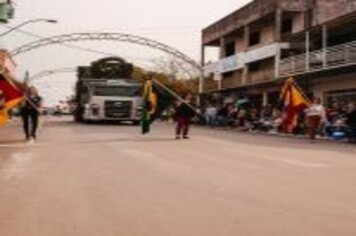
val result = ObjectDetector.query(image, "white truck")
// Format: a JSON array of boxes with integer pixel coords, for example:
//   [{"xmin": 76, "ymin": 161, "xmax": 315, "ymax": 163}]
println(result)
[{"xmin": 75, "ymin": 79, "xmax": 142, "ymax": 124}]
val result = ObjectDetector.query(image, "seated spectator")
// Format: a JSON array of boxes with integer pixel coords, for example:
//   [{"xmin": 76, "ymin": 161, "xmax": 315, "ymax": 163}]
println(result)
[
  {"xmin": 205, "ymin": 103, "xmax": 217, "ymax": 127},
  {"xmin": 217, "ymin": 104, "xmax": 229, "ymax": 127},
  {"xmin": 345, "ymin": 103, "xmax": 356, "ymax": 143}
]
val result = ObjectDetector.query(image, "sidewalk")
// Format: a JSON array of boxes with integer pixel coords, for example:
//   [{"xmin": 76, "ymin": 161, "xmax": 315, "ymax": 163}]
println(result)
[{"xmin": 199, "ymin": 125, "xmax": 352, "ymax": 144}]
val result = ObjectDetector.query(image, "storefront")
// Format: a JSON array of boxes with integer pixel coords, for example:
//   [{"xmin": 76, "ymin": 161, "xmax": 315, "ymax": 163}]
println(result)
[{"xmin": 309, "ymin": 71, "xmax": 356, "ymax": 106}]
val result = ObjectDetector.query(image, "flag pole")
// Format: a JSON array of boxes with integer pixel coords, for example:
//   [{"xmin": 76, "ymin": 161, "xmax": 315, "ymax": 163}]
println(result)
[{"xmin": 152, "ymin": 79, "xmax": 200, "ymax": 115}]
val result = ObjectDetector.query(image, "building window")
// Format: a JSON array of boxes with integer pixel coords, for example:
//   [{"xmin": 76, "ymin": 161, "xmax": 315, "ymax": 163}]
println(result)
[
  {"xmin": 249, "ymin": 31, "xmax": 261, "ymax": 46},
  {"xmin": 223, "ymin": 72, "xmax": 234, "ymax": 78},
  {"xmin": 224, "ymin": 42, "xmax": 236, "ymax": 57},
  {"xmin": 249, "ymin": 62, "xmax": 260, "ymax": 72},
  {"xmin": 282, "ymin": 18, "xmax": 293, "ymax": 34},
  {"xmin": 326, "ymin": 89, "xmax": 356, "ymax": 106}
]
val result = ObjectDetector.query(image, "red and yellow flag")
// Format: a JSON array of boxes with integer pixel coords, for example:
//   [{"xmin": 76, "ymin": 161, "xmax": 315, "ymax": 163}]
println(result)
[
  {"xmin": 280, "ymin": 78, "xmax": 310, "ymax": 133},
  {"xmin": 0, "ymin": 77, "xmax": 24, "ymax": 125}
]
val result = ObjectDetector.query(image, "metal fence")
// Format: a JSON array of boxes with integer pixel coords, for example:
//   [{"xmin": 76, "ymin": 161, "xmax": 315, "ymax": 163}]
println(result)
[{"xmin": 279, "ymin": 41, "xmax": 356, "ymax": 77}]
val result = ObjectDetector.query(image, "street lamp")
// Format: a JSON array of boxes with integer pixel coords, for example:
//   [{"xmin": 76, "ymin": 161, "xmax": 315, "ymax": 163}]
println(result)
[{"xmin": 0, "ymin": 18, "xmax": 57, "ymax": 37}]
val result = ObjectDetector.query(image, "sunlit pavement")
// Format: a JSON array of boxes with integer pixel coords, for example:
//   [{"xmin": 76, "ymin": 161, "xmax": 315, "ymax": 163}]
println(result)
[{"xmin": 0, "ymin": 117, "xmax": 356, "ymax": 236}]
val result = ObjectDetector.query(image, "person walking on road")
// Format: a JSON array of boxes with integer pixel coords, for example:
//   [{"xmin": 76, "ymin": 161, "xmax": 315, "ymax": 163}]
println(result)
[
  {"xmin": 21, "ymin": 86, "xmax": 43, "ymax": 141},
  {"xmin": 305, "ymin": 97, "xmax": 326, "ymax": 140},
  {"xmin": 174, "ymin": 95, "xmax": 195, "ymax": 139}
]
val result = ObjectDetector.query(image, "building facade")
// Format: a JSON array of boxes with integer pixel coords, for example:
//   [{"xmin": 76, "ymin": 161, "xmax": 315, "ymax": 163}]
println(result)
[
  {"xmin": 0, "ymin": 50, "xmax": 16, "ymax": 78},
  {"xmin": 202, "ymin": 0, "xmax": 356, "ymax": 106}
]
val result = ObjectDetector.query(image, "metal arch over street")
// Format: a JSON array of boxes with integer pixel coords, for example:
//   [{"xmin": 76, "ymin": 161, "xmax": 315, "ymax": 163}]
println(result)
[
  {"xmin": 10, "ymin": 32, "xmax": 203, "ymax": 74},
  {"xmin": 28, "ymin": 67, "xmax": 76, "ymax": 82}
]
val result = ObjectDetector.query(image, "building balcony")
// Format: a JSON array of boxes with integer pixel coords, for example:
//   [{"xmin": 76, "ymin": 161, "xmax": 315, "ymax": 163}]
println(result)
[
  {"xmin": 279, "ymin": 40, "xmax": 356, "ymax": 77},
  {"xmin": 0, "ymin": 50, "xmax": 17, "ymax": 79},
  {"xmin": 247, "ymin": 68, "xmax": 275, "ymax": 84},
  {"xmin": 204, "ymin": 43, "xmax": 289, "ymax": 76}
]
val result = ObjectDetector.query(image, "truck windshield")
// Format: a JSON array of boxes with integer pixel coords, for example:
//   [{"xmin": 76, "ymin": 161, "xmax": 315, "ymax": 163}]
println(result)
[{"xmin": 94, "ymin": 86, "xmax": 141, "ymax": 97}]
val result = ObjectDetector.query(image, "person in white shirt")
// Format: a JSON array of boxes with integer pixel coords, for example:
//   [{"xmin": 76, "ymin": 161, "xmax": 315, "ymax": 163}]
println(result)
[
  {"xmin": 205, "ymin": 104, "xmax": 217, "ymax": 127},
  {"xmin": 304, "ymin": 97, "xmax": 326, "ymax": 140}
]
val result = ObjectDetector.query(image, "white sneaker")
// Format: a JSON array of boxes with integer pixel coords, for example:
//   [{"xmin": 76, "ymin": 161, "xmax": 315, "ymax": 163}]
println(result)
[{"xmin": 26, "ymin": 138, "xmax": 35, "ymax": 145}]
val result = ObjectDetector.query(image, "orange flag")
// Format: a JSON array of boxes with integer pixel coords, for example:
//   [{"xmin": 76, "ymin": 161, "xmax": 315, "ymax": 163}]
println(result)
[
  {"xmin": 0, "ymin": 77, "xmax": 24, "ymax": 125},
  {"xmin": 280, "ymin": 78, "xmax": 310, "ymax": 133}
]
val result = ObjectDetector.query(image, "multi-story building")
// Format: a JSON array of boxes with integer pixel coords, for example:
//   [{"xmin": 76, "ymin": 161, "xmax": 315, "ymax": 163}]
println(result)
[{"xmin": 202, "ymin": 0, "xmax": 356, "ymax": 106}]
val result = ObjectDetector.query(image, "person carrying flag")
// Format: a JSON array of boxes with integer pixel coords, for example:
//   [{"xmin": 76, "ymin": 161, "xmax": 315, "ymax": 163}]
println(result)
[
  {"xmin": 141, "ymin": 78, "xmax": 157, "ymax": 135},
  {"xmin": 0, "ymin": 77, "xmax": 24, "ymax": 126},
  {"xmin": 174, "ymin": 94, "xmax": 195, "ymax": 139},
  {"xmin": 0, "ymin": 89, "xmax": 6, "ymax": 123},
  {"xmin": 20, "ymin": 86, "xmax": 43, "ymax": 141},
  {"xmin": 280, "ymin": 78, "xmax": 310, "ymax": 134}
]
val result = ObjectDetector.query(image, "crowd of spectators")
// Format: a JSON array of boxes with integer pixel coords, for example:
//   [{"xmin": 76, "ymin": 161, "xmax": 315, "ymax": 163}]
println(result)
[{"xmin": 196, "ymin": 99, "xmax": 356, "ymax": 143}]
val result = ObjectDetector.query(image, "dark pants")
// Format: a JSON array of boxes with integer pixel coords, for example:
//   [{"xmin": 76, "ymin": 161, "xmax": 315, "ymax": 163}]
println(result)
[
  {"xmin": 306, "ymin": 115, "xmax": 321, "ymax": 140},
  {"xmin": 176, "ymin": 117, "xmax": 190, "ymax": 137},
  {"xmin": 21, "ymin": 110, "xmax": 39, "ymax": 139}
]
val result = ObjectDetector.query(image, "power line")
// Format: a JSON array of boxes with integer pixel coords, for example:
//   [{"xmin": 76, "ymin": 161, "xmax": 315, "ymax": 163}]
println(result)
[{"xmin": 0, "ymin": 24, "xmax": 154, "ymax": 64}]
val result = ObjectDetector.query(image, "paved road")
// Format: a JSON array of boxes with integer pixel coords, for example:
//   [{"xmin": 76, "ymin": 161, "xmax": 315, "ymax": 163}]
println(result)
[{"xmin": 1, "ymin": 117, "xmax": 356, "ymax": 236}]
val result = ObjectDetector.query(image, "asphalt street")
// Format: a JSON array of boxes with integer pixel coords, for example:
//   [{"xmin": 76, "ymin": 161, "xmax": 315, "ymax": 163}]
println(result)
[{"xmin": 0, "ymin": 117, "xmax": 356, "ymax": 236}]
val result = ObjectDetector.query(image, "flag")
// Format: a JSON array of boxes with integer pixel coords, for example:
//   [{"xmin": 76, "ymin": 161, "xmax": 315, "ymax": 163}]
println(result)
[
  {"xmin": 280, "ymin": 78, "xmax": 310, "ymax": 133},
  {"xmin": 141, "ymin": 79, "xmax": 173, "ymax": 134},
  {"xmin": 141, "ymin": 79, "xmax": 158, "ymax": 134},
  {"xmin": 0, "ymin": 77, "xmax": 24, "ymax": 125}
]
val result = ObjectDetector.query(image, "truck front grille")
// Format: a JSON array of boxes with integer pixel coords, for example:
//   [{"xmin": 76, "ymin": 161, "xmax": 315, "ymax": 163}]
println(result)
[{"xmin": 104, "ymin": 101, "xmax": 132, "ymax": 118}]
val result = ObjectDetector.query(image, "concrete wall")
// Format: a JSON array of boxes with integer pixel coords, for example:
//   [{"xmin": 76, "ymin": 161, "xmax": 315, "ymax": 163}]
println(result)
[
  {"xmin": 248, "ymin": 59, "xmax": 275, "ymax": 84},
  {"xmin": 221, "ymin": 70, "xmax": 244, "ymax": 89},
  {"xmin": 292, "ymin": 12, "xmax": 305, "ymax": 33},
  {"xmin": 260, "ymin": 21, "xmax": 276, "ymax": 45},
  {"xmin": 235, "ymin": 33, "xmax": 246, "ymax": 53},
  {"xmin": 311, "ymin": 72, "xmax": 356, "ymax": 100},
  {"xmin": 0, "ymin": 50, "xmax": 17, "ymax": 78},
  {"xmin": 314, "ymin": 0, "xmax": 356, "ymax": 26}
]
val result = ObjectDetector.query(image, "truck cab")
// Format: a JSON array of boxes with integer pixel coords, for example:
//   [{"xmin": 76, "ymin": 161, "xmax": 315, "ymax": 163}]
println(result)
[{"xmin": 76, "ymin": 79, "xmax": 142, "ymax": 124}]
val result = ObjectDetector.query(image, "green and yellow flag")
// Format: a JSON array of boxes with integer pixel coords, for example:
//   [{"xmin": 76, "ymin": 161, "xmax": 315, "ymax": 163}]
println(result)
[{"xmin": 141, "ymin": 79, "xmax": 158, "ymax": 134}]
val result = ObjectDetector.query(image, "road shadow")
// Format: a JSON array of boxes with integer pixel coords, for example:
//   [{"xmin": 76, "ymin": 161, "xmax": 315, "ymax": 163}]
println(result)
[
  {"xmin": 0, "ymin": 139, "xmax": 25, "ymax": 145},
  {"xmin": 71, "ymin": 137, "xmax": 176, "ymax": 145}
]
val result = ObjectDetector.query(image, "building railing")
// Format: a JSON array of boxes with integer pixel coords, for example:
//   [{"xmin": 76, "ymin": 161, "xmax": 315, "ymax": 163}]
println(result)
[
  {"xmin": 279, "ymin": 40, "xmax": 356, "ymax": 77},
  {"xmin": 204, "ymin": 43, "xmax": 289, "ymax": 76},
  {"xmin": 247, "ymin": 68, "xmax": 275, "ymax": 84}
]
